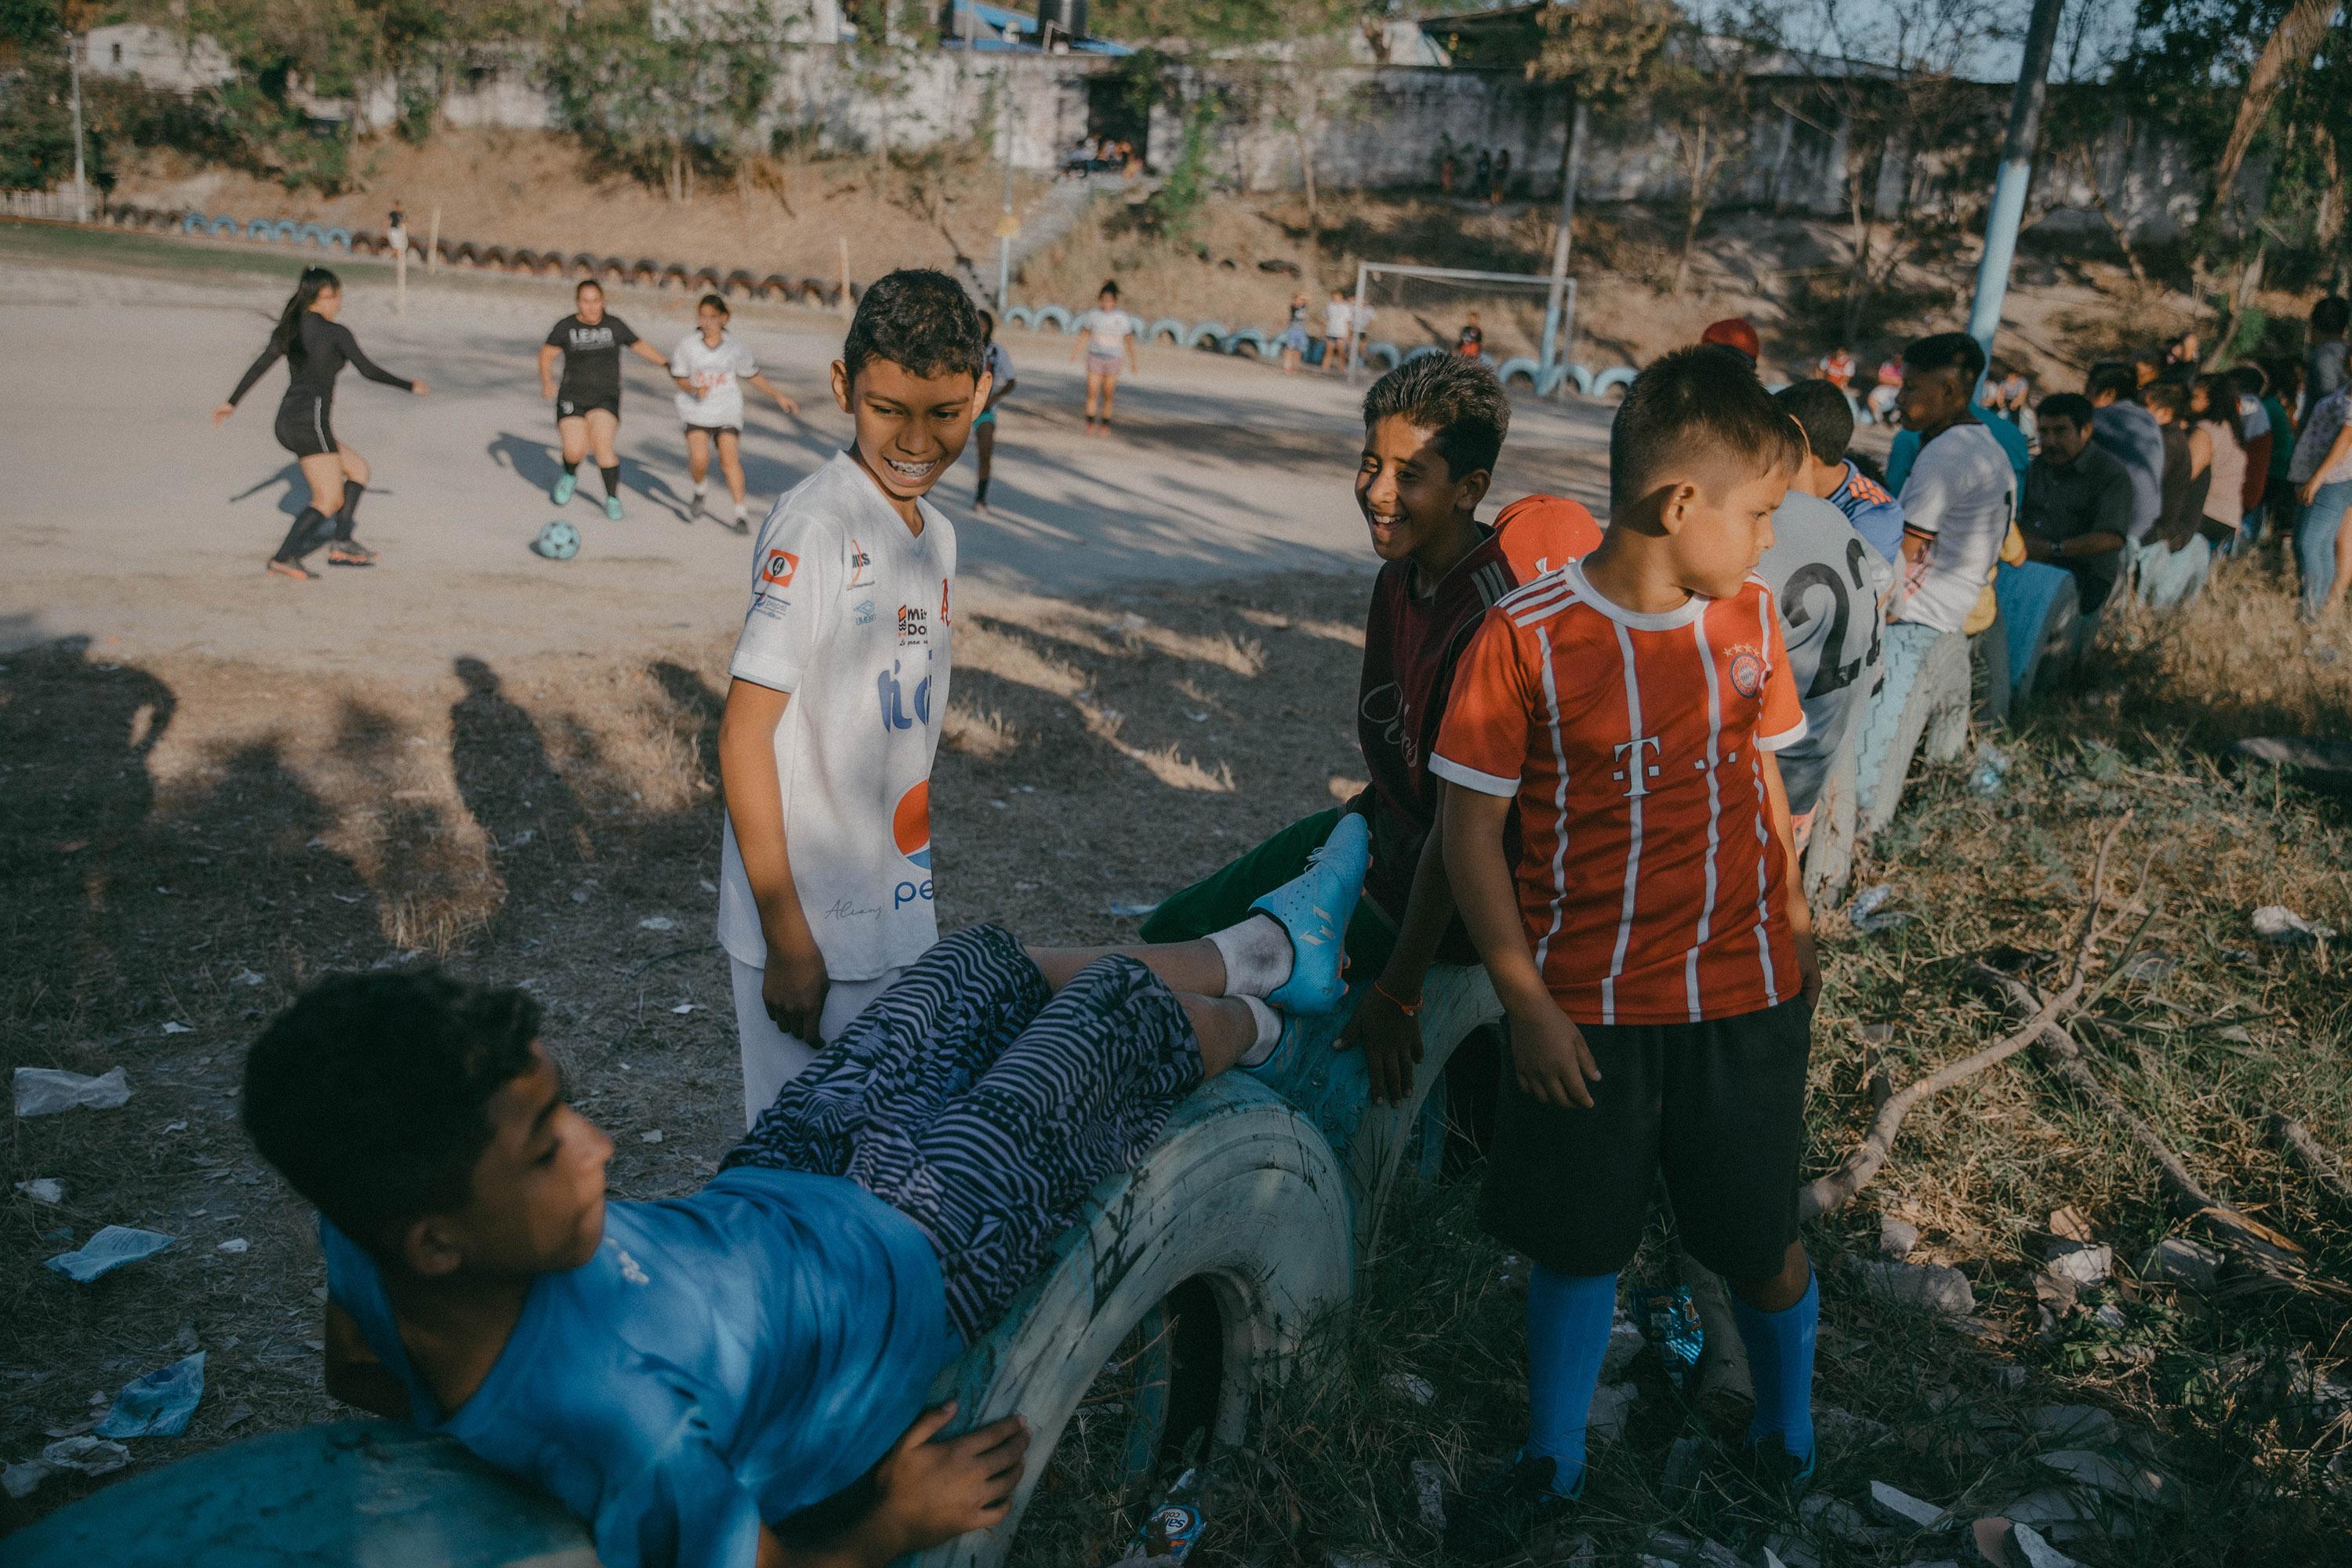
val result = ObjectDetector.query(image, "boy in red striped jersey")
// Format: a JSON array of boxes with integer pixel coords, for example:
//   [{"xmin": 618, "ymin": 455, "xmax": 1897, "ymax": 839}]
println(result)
[{"xmin": 1432, "ymin": 347, "xmax": 1823, "ymax": 1558}]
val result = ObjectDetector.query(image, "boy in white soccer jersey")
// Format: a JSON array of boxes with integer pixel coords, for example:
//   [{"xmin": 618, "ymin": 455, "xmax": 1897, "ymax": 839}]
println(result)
[
  {"xmin": 716, "ymin": 270, "xmax": 990, "ymax": 1125},
  {"xmin": 671, "ymin": 292, "xmax": 800, "ymax": 533}
]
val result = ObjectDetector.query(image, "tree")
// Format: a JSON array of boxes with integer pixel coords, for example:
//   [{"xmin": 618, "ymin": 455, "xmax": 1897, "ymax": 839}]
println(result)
[
  {"xmin": 543, "ymin": 1, "xmax": 783, "ymax": 202},
  {"xmin": 1526, "ymin": 0, "xmax": 1678, "ymax": 203},
  {"xmin": 1650, "ymin": 9, "xmax": 1778, "ymax": 296}
]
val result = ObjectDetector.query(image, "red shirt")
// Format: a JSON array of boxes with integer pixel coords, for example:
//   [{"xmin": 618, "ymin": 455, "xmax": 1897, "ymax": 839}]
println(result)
[
  {"xmin": 1354, "ymin": 531, "xmax": 1523, "ymax": 938},
  {"xmin": 1432, "ymin": 561, "xmax": 1806, "ymax": 1025},
  {"xmin": 1493, "ymin": 494, "xmax": 1605, "ymax": 583}
]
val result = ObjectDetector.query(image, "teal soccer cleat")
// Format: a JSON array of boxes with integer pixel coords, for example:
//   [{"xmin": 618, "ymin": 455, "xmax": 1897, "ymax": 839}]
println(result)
[
  {"xmin": 603, "ymin": 494, "xmax": 625, "ymax": 521},
  {"xmin": 550, "ymin": 473, "xmax": 576, "ymax": 506},
  {"xmin": 1249, "ymin": 811, "xmax": 1369, "ymax": 1014}
]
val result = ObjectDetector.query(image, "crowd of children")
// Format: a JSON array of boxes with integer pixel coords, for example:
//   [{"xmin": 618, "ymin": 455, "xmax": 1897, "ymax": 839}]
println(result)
[{"xmin": 230, "ymin": 269, "xmax": 2352, "ymax": 1567}]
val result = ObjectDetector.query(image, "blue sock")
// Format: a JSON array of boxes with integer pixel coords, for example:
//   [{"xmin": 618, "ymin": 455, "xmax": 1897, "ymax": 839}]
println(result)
[
  {"xmin": 1525, "ymin": 1265, "xmax": 1617, "ymax": 1498},
  {"xmin": 1730, "ymin": 1266, "xmax": 1819, "ymax": 1465}
]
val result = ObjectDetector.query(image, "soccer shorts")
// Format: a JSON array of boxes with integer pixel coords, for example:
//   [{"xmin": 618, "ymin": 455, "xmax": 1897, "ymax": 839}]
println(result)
[
  {"xmin": 555, "ymin": 396, "xmax": 620, "ymax": 423},
  {"xmin": 273, "ymin": 393, "xmax": 337, "ymax": 458},
  {"xmin": 1479, "ymin": 996, "xmax": 1814, "ymax": 1281}
]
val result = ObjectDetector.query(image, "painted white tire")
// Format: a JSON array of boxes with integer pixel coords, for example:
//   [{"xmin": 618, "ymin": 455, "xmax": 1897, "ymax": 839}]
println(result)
[
  {"xmin": 913, "ymin": 1076, "xmax": 1352, "ymax": 1568},
  {"xmin": 1853, "ymin": 624, "xmax": 1970, "ymax": 839},
  {"xmin": 1801, "ymin": 719, "xmax": 1860, "ymax": 906}
]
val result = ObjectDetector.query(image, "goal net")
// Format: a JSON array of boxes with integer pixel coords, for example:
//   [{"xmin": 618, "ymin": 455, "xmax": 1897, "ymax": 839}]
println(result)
[{"xmin": 1349, "ymin": 263, "xmax": 1577, "ymax": 388}]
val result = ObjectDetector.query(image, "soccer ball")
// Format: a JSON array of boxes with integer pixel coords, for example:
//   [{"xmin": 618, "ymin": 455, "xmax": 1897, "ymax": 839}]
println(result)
[{"xmin": 533, "ymin": 520, "xmax": 581, "ymax": 561}]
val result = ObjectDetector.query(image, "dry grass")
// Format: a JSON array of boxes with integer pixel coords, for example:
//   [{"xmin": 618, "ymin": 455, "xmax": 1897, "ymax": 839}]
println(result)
[{"xmin": 6, "ymin": 560, "xmax": 2350, "ymax": 1561}]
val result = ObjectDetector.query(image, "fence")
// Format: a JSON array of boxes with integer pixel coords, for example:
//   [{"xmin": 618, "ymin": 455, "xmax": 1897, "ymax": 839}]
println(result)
[{"xmin": 0, "ymin": 187, "xmax": 89, "ymax": 221}]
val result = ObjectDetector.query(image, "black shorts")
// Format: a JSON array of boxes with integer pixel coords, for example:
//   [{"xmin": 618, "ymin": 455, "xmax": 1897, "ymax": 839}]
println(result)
[
  {"xmin": 1479, "ymin": 996, "xmax": 1813, "ymax": 1281},
  {"xmin": 273, "ymin": 394, "xmax": 337, "ymax": 458},
  {"xmin": 555, "ymin": 395, "xmax": 619, "ymax": 424}
]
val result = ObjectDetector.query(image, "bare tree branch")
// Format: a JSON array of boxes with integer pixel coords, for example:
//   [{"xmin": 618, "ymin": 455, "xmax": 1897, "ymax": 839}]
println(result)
[{"xmin": 2261, "ymin": 1102, "xmax": 2352, "ymax": 1207}]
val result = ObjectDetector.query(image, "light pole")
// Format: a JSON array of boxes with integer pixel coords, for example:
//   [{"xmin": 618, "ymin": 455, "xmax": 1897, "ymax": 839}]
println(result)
[
  {"xmin": 67, "ymin": 27, "xmax": 89, "ymax": 223},
  {"xmin": 996, "ymin": 64, "xmax": 1016, "ymax": 310},
  {"xmin": 1964, "ymin": 0, "xmax": 2067, "ymax": 361}
]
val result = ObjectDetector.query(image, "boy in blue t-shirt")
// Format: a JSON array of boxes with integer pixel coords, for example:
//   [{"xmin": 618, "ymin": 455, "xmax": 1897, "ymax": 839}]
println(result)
[
  {"xmin": 241, "ymin": 838, "xmax": 1368, "ymax": 1568},
  {"xmin": 1778, "ymin": 377, "xmax": 1904, "ymax": 565}
]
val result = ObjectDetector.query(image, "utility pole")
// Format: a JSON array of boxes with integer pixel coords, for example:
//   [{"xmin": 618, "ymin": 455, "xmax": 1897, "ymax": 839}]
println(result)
[
  {"xmin": 1964, "ymin": 0, "xmax": 2066, "ymax": 361},
  {"xmin": 996, "ymin": 66, "xmax": 1016, "ymax": 310},
  {"xmin": 1540, "ymin": 97, "xmax": 1586, "ymax": 388},
  {"xmin": 67, "ymin": 27, "xmax": 89, "ymax": 223}
]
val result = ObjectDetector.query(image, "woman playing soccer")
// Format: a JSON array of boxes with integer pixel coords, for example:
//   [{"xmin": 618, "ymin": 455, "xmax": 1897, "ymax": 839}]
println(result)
[
  {"xmin": 1070, "ymin": 279, "xmax": 1138, "ymax": 437},
  {"xmin": 214, "ymin": 266, "xmax": 426, "ymax": 580},
  {"xmin": 670, "ymin": 292, "xmax": 800, "ymax": 533},
  {"xmin": 538, "ymin": 278, "xmax": 672, "ymax": 521}
]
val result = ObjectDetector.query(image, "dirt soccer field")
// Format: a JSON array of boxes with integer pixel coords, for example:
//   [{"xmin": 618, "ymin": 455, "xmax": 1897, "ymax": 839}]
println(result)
[{"xmin": 5, "ymin": 220, "xmax": 2351, "ymax": 1566}]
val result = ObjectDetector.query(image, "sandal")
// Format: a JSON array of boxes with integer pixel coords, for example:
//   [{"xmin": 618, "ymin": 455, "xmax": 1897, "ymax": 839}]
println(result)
[{"xmin": 266, "ymin": 558, "xmax": 315, "ymax": 581}]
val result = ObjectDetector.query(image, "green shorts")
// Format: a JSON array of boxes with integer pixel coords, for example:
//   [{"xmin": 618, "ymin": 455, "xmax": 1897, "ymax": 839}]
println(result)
[{"xmin": 1138, "ymin": 808, "xmax": 1399, "ymax": 979}]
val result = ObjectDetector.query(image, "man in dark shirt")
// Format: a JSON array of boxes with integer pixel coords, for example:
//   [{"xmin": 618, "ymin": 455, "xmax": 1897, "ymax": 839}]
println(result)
[{"xmin": 2019, "ymin": 394, "xmax": 2130, "ymax": 614}]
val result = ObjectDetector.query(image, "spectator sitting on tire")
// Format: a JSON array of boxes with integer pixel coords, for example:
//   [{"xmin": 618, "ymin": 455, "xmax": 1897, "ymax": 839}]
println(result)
[
  {"xmin": 1889, "ymin": 332, "xmax": 2023, "ymax": 638},
  {"xmin": 1143, "ymin": 354, "xmax": 1598, "ymax": 1110},
  {"xmin": 2018, "ymin": 392, "xmax": 2131, "ymax": 616},
  {"xmin": 238, "ymin": 831, "xmax": 1373, "ymax": 1568},
  {"xmin": 1776, "ymin": 376, "xmax": 1906, "ymax": 566},
  {"xmin": 1433, "ymin": 348, "xmax": 1825, "ymax": 1559}
]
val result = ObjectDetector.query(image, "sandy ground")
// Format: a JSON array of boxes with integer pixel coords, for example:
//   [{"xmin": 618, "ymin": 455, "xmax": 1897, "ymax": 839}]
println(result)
[{"xmin": 0, "ymin": 223, "xmax": 1613, "ymax": 677}]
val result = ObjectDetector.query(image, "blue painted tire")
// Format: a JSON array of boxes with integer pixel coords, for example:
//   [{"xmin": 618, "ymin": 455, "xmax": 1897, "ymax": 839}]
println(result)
[
  {"xmin": 1589, "ymin": 365, "xmax": 1638, "ymax": 399},
  {"xmin": 1145, "ymin": 316, "xmax": 1187, "ymax": 346},
  {"xmin": 916, "ymin": 1075, "xmax": 1353, "ymax": 1567},
  {"xmin": 1853, "ymin": 624, "xmax": 1970, "ymax": 838},
  {"xmin": 272, "ymin": 220, "xmax": 299, "ymax": 241},
  {"xmin": 1401, "ymin": 344, "xmax": 1443, "ymax": 365},
  {"xmin": 1182, "ymin": 321, "xmax": 1229, "ymax": 349},
  {"xmin": 209, "ymin": 216, "xmax": 238, "ymax": 238},
  {"xmin": 180, "ymin": 212, "xmax": 202, "ymax": 234},
  {"xmin": 1973, "ymin": 604, "xmax": 2013, "ymax": 728},
  {"xmin": 0, "ymin": 1421, "xmax": 593, "ymax": 1567},
  {"xmin": 1496, "ymin": 355, "xmax": 1540, "ymax": 389},
  {"xmin": 323, "ymin": 226, "xmax": 351, "ymax": 251},
  {"xmin": 1000, "ymin": 305, "xmax": 1033, "ymax": 328},
  {"xmin": 1032, "ymin": 304, "xmax": 1073, "ymax": 333},
  {"xmin": 296, "ymin": 223, "xmax": 325, "ymax": 246},
  {"xmin": 1362, "ymin": 341, "xmax": 1401, "ymax": 370},
  {"xmin": 1223, "ymin": 328, "xmax": 1269, "ymax": 356},
  {"xmin": 1994, "ymin": 561, "xmax": 2081, "ymax": 709},
  {"xmin": 244, "ymin": 217, "xmax": 273, "ymax": 240}
]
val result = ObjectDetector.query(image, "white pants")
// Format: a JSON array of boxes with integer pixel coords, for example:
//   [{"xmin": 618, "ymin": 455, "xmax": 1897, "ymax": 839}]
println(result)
[{"xmin": 730, "ymin": 956, "xmax": 906, "ymax": 1129}]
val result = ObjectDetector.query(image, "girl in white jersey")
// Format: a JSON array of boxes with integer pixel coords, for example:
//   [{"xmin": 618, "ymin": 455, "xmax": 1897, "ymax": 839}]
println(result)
[
  {"xmin": 671, "ymin": 294, "xmax": 802, "ymax": 532},
  {"xmin": 1069, "ymin": 278, "xmax": 1139, "ymax": 437}
]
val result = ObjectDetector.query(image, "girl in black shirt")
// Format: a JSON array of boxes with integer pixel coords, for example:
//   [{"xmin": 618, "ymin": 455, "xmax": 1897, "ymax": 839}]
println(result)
[{"xmin": 216, "ymin": 267, "xmax": 426, "ymax": 579}]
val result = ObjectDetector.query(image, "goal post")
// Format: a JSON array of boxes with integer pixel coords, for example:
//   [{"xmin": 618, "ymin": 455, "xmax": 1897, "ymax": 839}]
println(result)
[{"xmin": 1348, "ymin": 262, "xmax": 1578, "ymax": 391}]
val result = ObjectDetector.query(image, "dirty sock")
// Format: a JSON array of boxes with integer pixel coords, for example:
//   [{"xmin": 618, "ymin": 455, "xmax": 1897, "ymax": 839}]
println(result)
[
  {"xmin": 1730, "ymin": 1266, "xmax": 1818, "ymax": 1465},
  {"xmin": 332, "ymin": 483, "xmax": 364, "ymax": 541},
  {"xmin": 1526, "ymin": 1265, "xmax": 1617, "ymax": 1498},
  {"xmin": 1234, "ymin": 995, "xmax": 1281, "ymax": 1068},
  {"xmin": 1207, "ymin": 913, "xmax": 1291, "ymax": 999},
  {"xmin": 601, "ymin": 464, "xmax": 622, "ymax": 501}
]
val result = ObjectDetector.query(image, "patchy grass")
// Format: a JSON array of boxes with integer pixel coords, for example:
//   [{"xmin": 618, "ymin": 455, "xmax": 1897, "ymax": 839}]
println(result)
[{"xmin": 5, "ymin": 563, "xmax": 2350, "ymax": 1562}]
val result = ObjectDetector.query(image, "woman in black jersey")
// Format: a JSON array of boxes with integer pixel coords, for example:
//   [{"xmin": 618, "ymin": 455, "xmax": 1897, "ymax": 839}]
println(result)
[
  {"xmin": 538, "ymin": 278, "xmax": 672, "ymax": 521},
  {"xmin": 214, "ymin": 267, "xmax": 427, "ymax": 580}
]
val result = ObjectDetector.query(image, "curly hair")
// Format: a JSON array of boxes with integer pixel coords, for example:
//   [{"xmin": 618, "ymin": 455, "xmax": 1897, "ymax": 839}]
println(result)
[{"xmin": 842, "ymin": 268, "xmax": 985, "ymax": 385}]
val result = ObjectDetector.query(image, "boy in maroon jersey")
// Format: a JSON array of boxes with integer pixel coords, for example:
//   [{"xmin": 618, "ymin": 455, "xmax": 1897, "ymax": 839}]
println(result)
[{"xmin": 1142, "ymin": 354, "xmax": 1583, "ymax": 1102}]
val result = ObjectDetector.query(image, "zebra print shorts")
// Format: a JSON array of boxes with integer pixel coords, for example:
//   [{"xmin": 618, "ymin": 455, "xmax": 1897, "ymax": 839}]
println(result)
[{"xmin": 723, "ymin": 924, "xmax": 1204, "ymax": 1342}]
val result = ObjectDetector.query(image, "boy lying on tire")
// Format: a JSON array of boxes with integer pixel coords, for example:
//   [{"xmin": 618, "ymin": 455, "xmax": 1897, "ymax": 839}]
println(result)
[{"xmin": 238, "ymin": 826, "xmax": 1367, "ymax": 1568}]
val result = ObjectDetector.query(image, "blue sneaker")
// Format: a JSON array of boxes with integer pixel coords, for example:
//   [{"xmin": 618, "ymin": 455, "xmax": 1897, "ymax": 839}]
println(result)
[
  {"xmin": 1248, "ymin": 812, "xmax": 1368, "ymax": 1014},
  {"xmin": 550, "ymin": 473, "xmax": 576, "ymax": 506},
  {"xmin": 603, "ymin": 494, "xmax": 625, "ymax": 521}
]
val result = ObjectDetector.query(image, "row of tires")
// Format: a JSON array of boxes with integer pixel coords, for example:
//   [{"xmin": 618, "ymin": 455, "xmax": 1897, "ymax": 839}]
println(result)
[{"xmin": 97, "ymin": 205, "xmax": 865, "ymax": 308}]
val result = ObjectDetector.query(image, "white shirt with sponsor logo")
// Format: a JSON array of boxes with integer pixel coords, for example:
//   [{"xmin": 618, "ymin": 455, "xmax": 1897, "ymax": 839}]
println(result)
[
  {"xmin": 1894, "ymin": 421, "xmax": 2016, "ymax": 637},
  {"xmin": 718, "ymin": 452, "xmax": 956, "ymax": 980},
  {"xmin": 671, "ymin": 328, "xmax": 760, "ymax": 430}
]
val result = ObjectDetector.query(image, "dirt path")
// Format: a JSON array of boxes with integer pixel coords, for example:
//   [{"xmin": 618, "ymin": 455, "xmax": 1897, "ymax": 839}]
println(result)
[{"xmin": 0, "ymin": 223, "xmax": 1613, "ymax": 677}]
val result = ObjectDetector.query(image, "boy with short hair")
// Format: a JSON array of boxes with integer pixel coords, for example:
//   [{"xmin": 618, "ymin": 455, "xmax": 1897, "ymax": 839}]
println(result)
[
  {"xmin": 245, "ymin": 852, "xmax": 1365, "ymax": 1568},
  {"xmin": 1433, "ymin": 348, "xmax": 1823, "ymax": 1559},
  {"xmin": 718, "ymin": 269, "xmax": 989, "ymax": 1127},
  {"xmin": 1777, "ymin": 376, "xmax": 1904, "ymax": 564},
  {"xmin": 1142, "ymin": 354, "xmax": 1586, "ymax": 1105},
  {"xmin": 1890, "ymin": 332, "xmax": 2019, "ymax": 638}
]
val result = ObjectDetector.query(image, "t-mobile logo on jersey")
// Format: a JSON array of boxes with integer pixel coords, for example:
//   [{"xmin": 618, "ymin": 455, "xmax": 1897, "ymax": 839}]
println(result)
[{"xmin": 1612, "ymin": 735, "xmax": 1664, "ymax": 797}]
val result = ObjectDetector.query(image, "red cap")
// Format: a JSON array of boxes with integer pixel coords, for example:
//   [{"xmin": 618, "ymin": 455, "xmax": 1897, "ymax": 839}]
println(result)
[{"xmin": 1699, "ymin": 318, "xmax": 1762, "ymax": 363}]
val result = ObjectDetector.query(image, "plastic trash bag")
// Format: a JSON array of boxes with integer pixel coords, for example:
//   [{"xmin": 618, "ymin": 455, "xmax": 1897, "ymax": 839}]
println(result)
[
  {"xmin": 1634, "ymin": 1284, "xmax": 1704, "ymax": 1391},
  {"xmin": 45, "ymin": 1225, "xmax": 176, "ymax": 1283},
  {"xmin": 96, "ymin": 1352, "xmax": 206, "ymax": 1439},
  {"xmin": 14, "ymin": 1066, "xmax": 131, "ymax": 1116}
]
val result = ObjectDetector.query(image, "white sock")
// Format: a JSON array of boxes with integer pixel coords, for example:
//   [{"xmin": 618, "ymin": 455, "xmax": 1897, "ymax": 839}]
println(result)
[
  {"xmin": 734, "ymin": 501, "xmax": 749, "ymax": 521},
  {"xmin": 1235, "ymin": 995, "xmax": 1282, "ymax": 1067},
  {"xmin": 1207, "ymin": 913, "xmax": 1292, "ymax": 999},
  {"xmin": 692, "ymin": 482, "xmax": 707, "ymax": 499}
]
